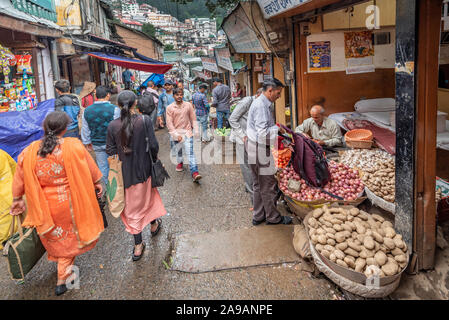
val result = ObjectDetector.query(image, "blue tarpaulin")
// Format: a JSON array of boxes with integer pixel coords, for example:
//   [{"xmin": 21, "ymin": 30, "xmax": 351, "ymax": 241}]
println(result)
[
  {"xmin": 142, "ymin": 73, "xmax": 165, "ymax": 87},
  {"xmin": 0, "ymin": 99, "xmax": 55, "ymax": 161}
]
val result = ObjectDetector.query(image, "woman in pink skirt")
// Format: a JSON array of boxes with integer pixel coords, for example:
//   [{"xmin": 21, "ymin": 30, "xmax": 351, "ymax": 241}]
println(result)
[{"xmin": 106, "ymin": 90, "xmax": 167, "ymax": 261}]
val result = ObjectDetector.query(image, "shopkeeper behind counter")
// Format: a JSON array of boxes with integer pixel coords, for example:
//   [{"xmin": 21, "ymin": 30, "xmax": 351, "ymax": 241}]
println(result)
[{"xmin": 295, "ymin": 100, "xmax": 342, "ymax": 148}]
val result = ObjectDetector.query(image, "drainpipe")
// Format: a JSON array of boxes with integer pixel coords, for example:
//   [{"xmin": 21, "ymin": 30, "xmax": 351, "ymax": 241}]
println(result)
[{"xmin": 49, "ymin": 39, "xmax": 60, "ymax": 81}]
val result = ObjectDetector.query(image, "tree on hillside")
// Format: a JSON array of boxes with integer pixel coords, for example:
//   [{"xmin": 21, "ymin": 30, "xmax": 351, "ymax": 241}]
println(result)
[
  {"xmin": 142, "ymin": 23, "xmax": 157, "ymax": 38},
  {"xmin": 164, "ymin": 44, "xmax": 175, "ymax": 51},
  {"xmin": 170, "ymin": 0, "xmax": 239, "ymax": 17}
]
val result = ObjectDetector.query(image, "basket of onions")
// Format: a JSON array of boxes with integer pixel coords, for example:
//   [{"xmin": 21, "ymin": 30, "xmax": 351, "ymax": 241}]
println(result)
[{"xmin": 278, "ymin": 161, "xmax": 366, "ymax": 209}]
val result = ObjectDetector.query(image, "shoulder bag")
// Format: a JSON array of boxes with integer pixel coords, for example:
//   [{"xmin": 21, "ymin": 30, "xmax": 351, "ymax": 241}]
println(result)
[{"xmin": 141, "ymin": 115, "xmax": 170, "ymax": 188}]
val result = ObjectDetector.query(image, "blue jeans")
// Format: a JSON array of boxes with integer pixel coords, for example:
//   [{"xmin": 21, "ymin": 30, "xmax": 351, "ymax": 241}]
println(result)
[
  {"xmin": 196, "ymin": 114, "xmax": 209, "ymax": 141},
  {"xmin": 170, "ymin": 136, "xmax": 198, "ymax": 175},
  {"xmin": 93, "ymin": 145, "xmax": 109, "ymax": 186},
  {"xmin": 217, "ymin": 110, "xmax": 230, "ymax": 129}
]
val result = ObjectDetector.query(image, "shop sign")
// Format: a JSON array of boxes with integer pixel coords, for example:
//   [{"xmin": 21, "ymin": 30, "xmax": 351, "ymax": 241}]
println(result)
[
  {"xmin": 55, "ymin": 0, "xmax": 82, "ymax": 27},
  {"xmin": 257, "ymin": 0, "xmax": 311, "ymax": 19},
  {"xmin": 215, "ymin": 47, "xmax": 233, "ymax": 72},
  {"xmin": 201, "ymin": 57, "xmax": 219, "ymax": 73},
  {"xmin": 222, "ymin": 6, "xmax": 265, "ymax": 53}
]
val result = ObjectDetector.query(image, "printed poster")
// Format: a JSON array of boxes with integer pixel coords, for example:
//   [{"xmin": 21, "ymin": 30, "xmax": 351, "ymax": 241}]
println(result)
[
  {"xmin": 308, "ymin": 41, "xmax": 331, "ymax": 72},
  {"xmin": 344, "ymin": 31, "xmax": 374, "ymax": 58}
]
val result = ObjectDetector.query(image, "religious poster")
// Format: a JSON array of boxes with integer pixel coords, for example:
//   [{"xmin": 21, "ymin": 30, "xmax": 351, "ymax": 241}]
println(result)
[
  {"xmin": 344, "ymin": 31, "xmax": 374, "ymax": 58},
  {"xmin": 308, "ymin": 41, "xmax": 331, "ymax": 72}
]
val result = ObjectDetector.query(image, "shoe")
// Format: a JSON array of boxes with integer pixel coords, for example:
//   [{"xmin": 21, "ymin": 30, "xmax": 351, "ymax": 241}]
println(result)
[
  {"xmin": 252, "ymin": 218, "xmax": 266, "ymax": 226},
  {"xmin": 266, "ymin": 216, "xmax": 293, "ymax": 225},
  {"xmin": 192, "ymin": 172, "xmax": 202, "ymax": 181},
  {"xmin": 151, "ymin": 218, "xmax": 162, "ymax": 237},
  {"xmin": 132, "ymin": 242, "xmax": 146, "ymax": 261},
  {"xmin": 176, "ymin": 163, "xmax": 183, "ymax": 172},
  {"xmin": 55, "ymin": 284, "xmax": 67, "ymax": 296}
]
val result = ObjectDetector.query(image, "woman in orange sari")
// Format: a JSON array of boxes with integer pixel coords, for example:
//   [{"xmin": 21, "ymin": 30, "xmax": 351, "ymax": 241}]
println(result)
[{"xmin": 10, "ymin": 111, "xmax": 104, "ymax": 296}]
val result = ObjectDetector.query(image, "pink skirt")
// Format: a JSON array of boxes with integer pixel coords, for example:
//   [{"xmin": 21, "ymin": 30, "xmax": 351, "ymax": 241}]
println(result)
[{"xmin": 121, "ymin": 177, "xmax": 167, "ymax": 234}]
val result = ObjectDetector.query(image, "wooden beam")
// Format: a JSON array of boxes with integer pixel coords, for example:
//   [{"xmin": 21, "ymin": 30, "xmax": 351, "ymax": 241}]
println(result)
[
  {"xmin": 0, "ymin": 14, "xmax": 62, "ymax": 38},
  {"xmin": 414, "ymin": 0, "xmax": 441, "ymax": 270}
]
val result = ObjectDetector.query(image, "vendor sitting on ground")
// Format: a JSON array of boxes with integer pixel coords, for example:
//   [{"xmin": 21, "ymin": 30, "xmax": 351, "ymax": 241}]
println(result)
[{"xmin": 295, "ymin": 103, "xmax": 342, "ymax": 147}]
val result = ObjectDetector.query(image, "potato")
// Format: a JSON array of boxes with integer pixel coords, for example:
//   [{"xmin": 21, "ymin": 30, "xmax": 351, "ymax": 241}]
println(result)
[
  {"xmin": 322, "ymin": 220, "xmax": 333, "ymax": 228},
  {"xmin": 333, "ymin": 214, "xmax": 347, "ymax": 221},
  {"xmin": 356, "ymin": 234, "xmax": 365, "ymax": 243},
  {"xmin": 363, "ymin": 236, "xmax": 375, "ymax": 250},
  {"xmin": 321, "ymin": 249, "xmax": 331, "ymax": 259},
  {"xmin": 355, "ymin": 222, "xmax": 366, "ymax": 235},
  {"xmin": 347, "ymin": 215, "xmax": 354, "ymax": 222},
  {"xmin": 393, "ymin": 234, "xmax": 403, "ymax": 241},
  {"xmin": 349, "ymin": 208, "xmax": 360, "ymax": 216},
  {"xmin": 309, "ymin": 227, "xmax": 317, "ymax": 236},
  {"xmin": 365, "ymin": 229, "xmax": 373, "ymax": 237},
  {"xmin": 342, "ymin": 230, "xmax": 352, "ymax": 238},
  {"xmin": 347, "ymin": 240, "xmax": 362, "ymax": 252},
  {"xmin": 342, "ymin": 224, "xmax": 353, "ymax": 233},
  {"xmin": 344, "ymin": 247, "xmax": 359, "ymax": 258},
  {"xmin": 327, "ymin": 238, "xmax": 336, "ymax": 246},
  {"xmin": 333, "ymin": 224, "xmax": 344, "ymax": 232},
  {"xmin": 394, "ymin": 254, "xmax": 407, "ymax": 263},
  {"xmin": 391, "ymin": 247, "xmax": 404, "ymax": 256},
  {"xmin": 329, "ymin": 253, "xmax": 337, "ymax": 262},
  {"xmin": 377, "ymin": 228, "xmax": 386, "ymax": 237},
  {"xmin": 360, "ymin": 249, "xmax": 375, "ymax": 259},
  {"xmin": 326, "ymin": 233, "xmax": 335, "ymax": 240},
  {"xmin": 311, "ymin": 235, "xmax": 318, "ymax": 244},
  {"xmin": 315, "ymin": 244, "xmax": 324, "ymax": 251},
  {"xmin": 354, "ymin": 239, "xmax": 362, "ymax": 246},
  {"xmin": 344, "ymin": 256, "xmax": 356, "ymax": 269},
  {"xmin": 380, "ymin": 244, "xmax": 389, "ymax": 253},
  {"xmin": 316, "ymin": 228, "xmax": 326, "ymax": 235},
  {"xmin": 358, "ymin": 211, "xmax": 369, "ymax": 221},
  {"xmin": 317, "ymin": 235, "xmax": 327, "ymax": 245},
  {"xmin": 374, "ymin": 241, "xmax": 381, "ymax": 252},
  {"xmin": 382, "ymin": 221, "xmax": 393, "ymax": 229},
  {"xmin": 372, "ymin": 214, "xmax": 385, "ymax": 222},
  {"xmin": 308, "ymin": 217, "xmax": 318, "ymax": 228},
  {"xmin": 383, "ymin": 238, "xmax": 395, "ymax": 250},
  {"xmin": 335, "ymin": 232, "xmax": 346, "ymax": 243},
  {"xmin": 355, "ymin": 258, "xmax": 366, "ymax": 272},
  {"xmin": 382, "ymin": 261, "xmax": 399, "ymax": 276},
  {"xmin": 312, "ymin": 208, "xmax": 324, "ymax": 219},
  {"xmin": 372, "ymin": 231, "xmax": 384, "ymax": 243},
  {"xmin": 324, "ymin": 245, "xmax": 335, "ymax": 252},
  {"xmin": 394, "ymin": 238, "xmax": 405, "ymax": 249},
  {"xmin": 334, "ymin": 249, "xmax": 345, "ymax": 260},
  {"xmin": 336, "ymin": 259, "xmax": 349, "ymax": 268},
  {"xmin": 399, "ymin": 261, "xmax": 408, "ymax": 269},
  {"xmin": 374, "ymin": 251, "xmax": 388, "ymax": 266},
  {"xmin": 336, "ymin": 242, "xmax": 348, "ymax": 251},
  {"xmin": 384, "ymin": 227, "xmax": 396, "ymax": 238},
  {"xmin": 367, "ymin": 219, "xmax": 378, "ymax": 229},
  {"xmin": 329, "ymin": 208, "xmax": 341, "ymax": 213},
  {"xmin": 366, "ymin": 257, "xmax": 378, "ymax": 267},
  {"xmin": 346, "ymin": 221, "xmax": 356, "ymax": 231}
]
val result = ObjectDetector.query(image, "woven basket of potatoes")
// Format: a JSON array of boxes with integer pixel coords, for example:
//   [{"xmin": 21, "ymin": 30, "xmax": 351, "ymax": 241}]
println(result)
[{"xmin": 304, "ymin": 205, "xmax": 409, "ymax": 286}]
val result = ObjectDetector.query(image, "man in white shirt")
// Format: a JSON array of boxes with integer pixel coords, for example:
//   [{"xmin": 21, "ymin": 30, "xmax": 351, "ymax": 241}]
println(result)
[
  {"xmin": 246, "ymin": 78, "xmax": 292, "ymax": 226},
  {"xmin": 295, "ymin": 104, "xmax": 342, "ymax": 148}
]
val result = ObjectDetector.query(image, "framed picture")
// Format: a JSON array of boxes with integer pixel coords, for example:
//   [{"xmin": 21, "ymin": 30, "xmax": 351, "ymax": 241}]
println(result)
[{"xmin": 255, "ymin": 53, "xmax": 264, "ymax": 60}]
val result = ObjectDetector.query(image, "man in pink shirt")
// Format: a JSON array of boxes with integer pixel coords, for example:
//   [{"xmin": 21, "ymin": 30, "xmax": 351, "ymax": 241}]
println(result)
[{"xmin": 166, "ymin": 88, "xmax": 202, "ymax": 181}]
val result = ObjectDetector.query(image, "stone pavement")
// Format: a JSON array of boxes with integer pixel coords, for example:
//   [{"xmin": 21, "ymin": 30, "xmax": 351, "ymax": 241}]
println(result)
[{"xmin": 0, "ymin": 130, "xmax": 338, "ymax": 300}]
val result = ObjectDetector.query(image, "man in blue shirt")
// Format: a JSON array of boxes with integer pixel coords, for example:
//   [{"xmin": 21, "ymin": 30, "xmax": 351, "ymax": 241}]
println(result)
[
  {"xmin": 122, "ymin": 68, "xmax": 133, "ymax": 90},
  {"xmin": 81, "ymin": 86, "xmax": 121, "ymax": 185},
  {"xmin": 54, "ymin": 79, "xmax": 81, "ymax": 138},
  {"xmin": 157, "ymin": 79, "xmax": 175, "ymax": 128},
  {"xmin": 192, "ymin": 84, "xmax": 210, "ymax": 142}
]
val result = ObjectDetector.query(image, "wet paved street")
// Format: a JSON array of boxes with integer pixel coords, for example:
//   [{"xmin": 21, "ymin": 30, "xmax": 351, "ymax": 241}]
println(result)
[{"xmin": 0, "ymin": 130, "xmax": 337, "ymax": 300}]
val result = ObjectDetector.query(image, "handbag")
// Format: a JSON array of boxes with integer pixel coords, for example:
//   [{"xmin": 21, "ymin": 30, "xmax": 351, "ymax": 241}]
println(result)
[
  {"xmin": 141, "ymin": 115, "xmax": 170, "ymax": 188},
  {"xmin": 107, "ymin": 155, "xmax": 125, "ymax": 218},
  {"xmin": 3, "ymin": 215, "xmax": 46, "ymax": 281}
]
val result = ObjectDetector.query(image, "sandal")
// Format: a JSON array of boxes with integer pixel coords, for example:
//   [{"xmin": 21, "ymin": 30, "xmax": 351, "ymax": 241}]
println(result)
[
  {"xmin": 151, "ymin": 219, "xmax": 162, "ymax": 237},
  {"xmin": 132, "ymin": 242, "xmax": 146, "ymax": 261}
]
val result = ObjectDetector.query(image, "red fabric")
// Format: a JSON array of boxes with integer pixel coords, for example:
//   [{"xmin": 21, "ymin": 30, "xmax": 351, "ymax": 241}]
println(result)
[
  {"xmin": 82, "ymin": 94, "xmax": 95, "ymax": 108},
  {"xmin": 88, "ymin": 53, "xmax": 172, "ymax": 74},
  {"xmin": 343, "ymin": 119, "xmax": 396, "ymax": 155}
]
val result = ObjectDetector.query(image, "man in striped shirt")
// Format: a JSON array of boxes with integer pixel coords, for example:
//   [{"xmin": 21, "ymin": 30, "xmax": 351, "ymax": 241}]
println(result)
[{"xmin": 192, "ymin": 84, "xmax": 211, "ymax": 142}]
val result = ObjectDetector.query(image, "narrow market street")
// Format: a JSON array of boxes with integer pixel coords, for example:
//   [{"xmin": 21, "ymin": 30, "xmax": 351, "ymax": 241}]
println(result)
[{"xmin": 0, "ymin": 130, "xmax": 339, "ymax": 300}]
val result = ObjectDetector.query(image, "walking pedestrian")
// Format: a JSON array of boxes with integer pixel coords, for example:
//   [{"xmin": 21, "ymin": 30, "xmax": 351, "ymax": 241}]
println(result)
[
  {"xmin": 177, "ymin": 80, "xmax": 192, "ymax": 102},
  {"xmin": 106, "ymin": 91, "xmax": 167, "ymax": 261},
  {"xmin": 143, "ymin": 81, "xmax": 159, "ymax": 129},
  {"xmin": 54, "ymin": 79, "xmax": 82, "ymax": 138},
  {"xmin": 10, "ymin": 111, "xmax": 104, "ymax": 296},
  {"xmin": 166, "ymin": 88, "xmax": 202, "ymax": 181},
  {"xmin": 192, "ymin": 84, "xmax": 210, "ymax": 142},
  {"xmin": 157, "ymin": 80, "xmax": 175, "ymax": 129},
  {"xmin": 122, "ymin": 68, "xmax": 133, "ymax": 90},
  {"xmin": 81, "ymin": 85, "xmax": 121, "ymax": 186},
  {"xmin": 246, "ymin": 78, "xmax": 292, "ymax": 225},
  {"xmin": 211, "ymin": 78, "xmax": 231, "ymax": 129},
  {"xmin": 229, "ymin": 88, "xmax": 263, "ymax": 206}
]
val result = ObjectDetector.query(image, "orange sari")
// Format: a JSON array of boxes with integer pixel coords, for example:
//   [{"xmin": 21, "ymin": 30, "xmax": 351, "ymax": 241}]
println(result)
[{"xmin": 12, "ymin": 138, "xmax": 104, "ymax": 279}]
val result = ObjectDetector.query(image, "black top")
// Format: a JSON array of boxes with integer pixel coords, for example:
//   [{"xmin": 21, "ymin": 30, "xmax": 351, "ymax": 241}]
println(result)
[{"xmin": 106, "ymin": 114, "xmax": 159, "ymax": 189}]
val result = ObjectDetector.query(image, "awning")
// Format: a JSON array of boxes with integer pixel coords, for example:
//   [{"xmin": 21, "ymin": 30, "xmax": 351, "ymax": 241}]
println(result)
[
  {"xmin": 142, "ymin": 73, "xmax": 165, "ymax": 87},
  {"xmin": 87, "ymin": 52, "xmax": 173, "ymax": 74},
  {"xmin": 72, "ymin": 38, "xmax": 105, "ymax": 50}
]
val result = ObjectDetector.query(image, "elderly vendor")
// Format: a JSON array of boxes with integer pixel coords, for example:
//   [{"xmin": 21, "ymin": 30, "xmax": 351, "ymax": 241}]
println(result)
[{"xmin": 295, "ymin": 104, "xmax": 342, "ymax": 147}]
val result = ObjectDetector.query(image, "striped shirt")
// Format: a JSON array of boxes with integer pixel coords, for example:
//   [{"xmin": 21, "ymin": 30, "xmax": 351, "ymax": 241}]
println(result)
[{"xmin": 192, "ymin": 91, "xmax": 209, "ymax": 116}]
